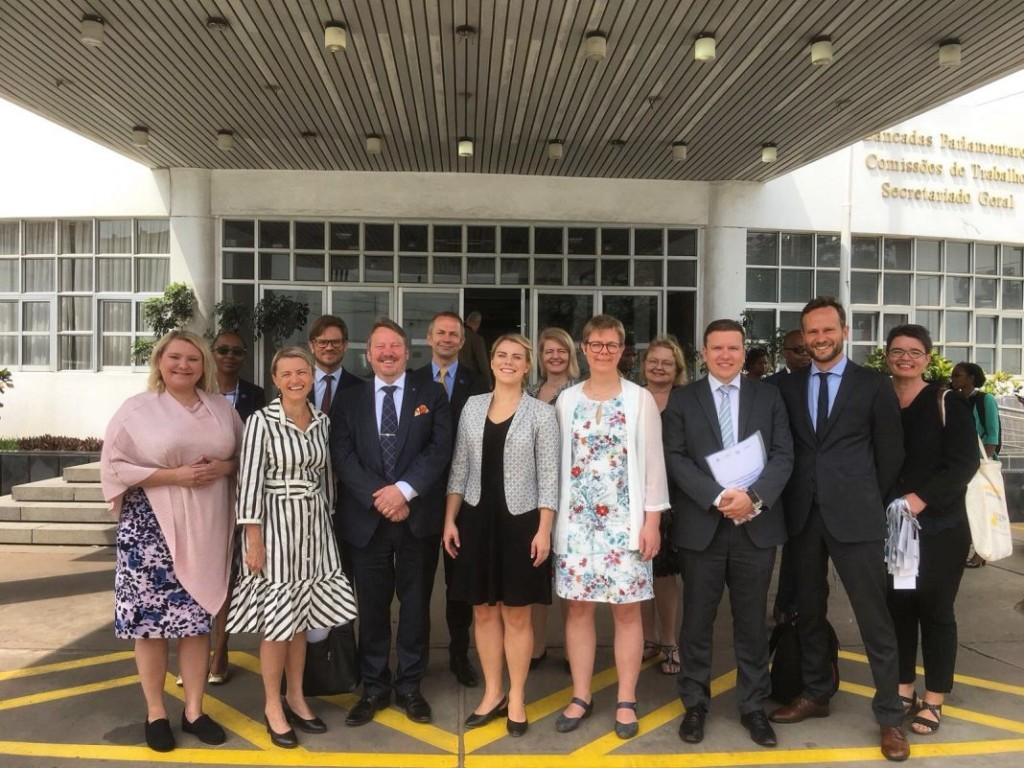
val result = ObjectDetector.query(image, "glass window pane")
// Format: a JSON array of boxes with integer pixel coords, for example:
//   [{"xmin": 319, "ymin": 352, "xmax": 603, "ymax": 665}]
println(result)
[
  {"xmin": 534, "ymin": 258, "xmax": 563, "ymax": 286},
  {"xmin": 1003, "ymin": 245, "xmax": 1023, "ymax": 276},
  {"xmin": 60, "ymin": 220, "xmax": 93, "ymax": 254},
  {"xmin": 364, "ymin": 254, "xmax": 393, "ymax": 282},
  {"xmin": 568, "ymin": 227, "xmax": 597, "ymax": 255},
  {"xmin": 223, "ymin": 219, "xmax": 255, "ymax": 248},
  {"xmin": 852, "ymin": 237, "xmax": 879, "ymax": 269},
  {"xmin": 402, "ymin": 291, "xmax": 458, "ymax": 340},
  {"xmin": 433, "ymin": 225, "xmax": 462, "ymax": 253},
  {"xmin": 817, "ymin": 270, "xmax": 840, "ymax": 298},
  {"xmin": 567, "ymin": 259, "xmax": 596, "ymax": 286},
  {"xmin": 1003, "ymin": 280, "xmax": 1023, "ymax": 310},
  {"xmin": 501, "ymin": 226, "xmax": 529, "ymax": 254},
  {"xmin": 780, "ymin": 233, "xmax": 812, "ymax": 266},
  {"xmin": 947, "ymin": 241, "xmax": 970, "ymax": 273},
  {"xmin": 294, "ymin": 221, "xmax": 325, "ymax": 250},
  {"xmin": 816, "ymin": 234, "xmax": 840, "ymax": 268},
  {"xmin": 601, "ymin": 228, "xmax": 629, "ymax": 256},
  {"xmin": 23, "ymin": 335, "xmax": 49, "ymax": 366},
  {"xmin": 0, "ymin": 221, "xmax": 18, "ymax": 254},
  {"xmin": 780, "ymin": 269, "xmax": 813, "ymax": 302},
  {"xmin": 60, "ymin": 297, "xmax": 91, "ymax": 331},
  {"xmin": 1003, "ymin": 318, "xmax": 1022, "ymax": 344},
  {"xmin": 58, "ymin": 335, "xmax": 91, "ymax": 370},
  {"xmin": 295, "ymin": 253, "xmax": 325, "ymax": 281},
  {"xmin": 399, "ymin": 256, "xmax": 427, "ymax": 283},
  {"xmin": 601, "ymin": 259, "xmax": 629, "ymax": 287},
  {"xmin": 602, "ymin": 294, "xmax": 658, "ymax": 344},
  {"xmin": 746, "ymin": 232, "xmax": 777, "ymax": 265},
  {"xmin": 24, "ymin": 220, "xmax": 55, "ymax": 254},
  {"xmin": 100, "ymin": 300, "xmax": 131, "ymax": 332},
  {"xmin": 851, "ymin": 312, "xmax": 878, "ymax": 342},
  {"xmin": 534, "ymin": 227, "xmax": 564, "ymax": 255},
  {"xmin": 946, "ymin": 346, "xmax": 970, "ymax": 364},
  {"xmin": 365, "ymin": 224, "xmax": 394, "ymax": 252},
  {"xmin": 975, "ymin": 243, "xmax": 997, "ymax": 275},
  {"xmin": 744, "ymin": 309, "xmax": 776, "ymax": 342},
  {"xmin": 916, "ymin": 275, "xmax": 941, "ymax": 305},
  {"xmin": 98, "ymin": 219, "xmax": 131, "ymax": 253},
  {"xmin": 976, "ymin": 316, "xmax": 997, "ymax": 344},
  {"xmin": 850, "ymin": 345, "xmax": 873, "ymax": 364},
  {"xmin": 918, "ymin": 310, "xmax": 942, "ymax": 339},
  {"xmin": 329, "ymin": 254, "xmax": 359, "ymax": 282},
  {"xmin": 331, "ymin": 291, "xmax": 389, "ymax": 343},
  {"xmin": 666, "ymin": 291, "xmax": 696, "ymax": 357},
  {"xmin": 23, "ymin": 258, "xmax": 54, "ymax": 292},
  {"xmin": 668, "ymin": 260, "xmax": 697, "ymax": 287},
  {"xmin": 946, "ymin": 311, "xmax": 970, "ymax": 342},
  {"xmin": 398, "ymin": 224, "xmax": 428, "ymax": 252},
  {"xmin": 634, "ymin": 229, "xmax": 663, "ymax": 256},
  {"xmin": 136, "ymin": 302, "xmax": 153, "ymax": 334},
  {"xmin": 101, "ymin": 335, "xmax": 131, "ymax": 367},
  {"xmin": 0, "ymin": 336, "xmax": 16, "ymax": 365},
  {"xmin": 975, "ymin": 347, "xmax": 995, "ymax": 374},
  {"xmin": 1003, "ymin": 349, "xmax": 1022, "ymax": 375},
  {"xmin": 220, "ymin": 284, "xmax": 256, "ymax": 364},
  {"xmin": 467, "ymin": 225, "xmax": 496, "ymax": 253},
  {"xmin": 634, "ymin": 260, "xmax": 663, "ymax": 287},
  {"xmin": 259, "ymin": 221, "xmax": 290, "ymax": 249},
  {"xmin": 667, "ymin": 229, "xmax": 697, "ymax": 257},
  {"xmin": 946, "ymin": 276, "xmax": 971, "ymax": 307},
  {"xmin": 0, "ymin": 259, "xmax": 19, "ymax": 291},
  {"xmin": 0, "ymin": 301, "xmax": 16, "ymax": 331},
  {"xmin": 137, "ymin": 219, "xmax": 170, "ymax": 253},
  {"xmin": 850, "ymin": 271, "xmax": 879, "ymax": 303},
  {"xmin": 883, "ymin": 238, "xmax": 911, "ymax": 270},
  {"xmin": 746, "ymin": 268, "xmax": 777, "ymax": 301},
  {"xmin": 222, "ymin": 251, "xmax": 254, "ymax": 280},
  {"xmin": 259, "ymin": 252, "xmax": 290, "ymax": 281},
  {"xmin": 59, "ymin": 258, "xmax": 93, "ymax": 292},
  {"xmin": 500, "ymin": 257, "xmax": 529, "ymax": 285},
  {"xmin": 97, "ymin": 257, "xmax": 132, "ymax": 291},
  {"xmin": 780, "ymin": 311, "xmax": 803, "ymax": 334},
  {"xmin": 917, "ymin": 239, "xmax": 942, "ymax": 271},
  {"xmin": 433, "ymin": 256, "xmax": 462, "ymax": 284},
  {"xmin": 883, "ymin": 313, "xmax": 909, "ymax": 336},
  {"xmin": 136, "ymin": 258, "xmax": 169, "ymax": 292},
  {"xmin": 467, "ymin": 257, "xmax": 495, "ymax": 284},
  {"xmin": 24, "ymin": 301, "xmax": 50, "ymax": 332},
  {"xmin": 329, "ymin": 222, "xmax": 360, "ymax": 251},
  {"xmin": 884, "ymin": 273, "xmax": 911, "ymax": 305},
  {"xmin": 975, "ymin": 278, "xmax": 998, "ymax": 308}
]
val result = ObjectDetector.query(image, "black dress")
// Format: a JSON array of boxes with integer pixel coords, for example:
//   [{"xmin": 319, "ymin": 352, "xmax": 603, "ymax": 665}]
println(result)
[{"xmin": 447, "ymin": 415, "xmax": 552, "ymax": 607}]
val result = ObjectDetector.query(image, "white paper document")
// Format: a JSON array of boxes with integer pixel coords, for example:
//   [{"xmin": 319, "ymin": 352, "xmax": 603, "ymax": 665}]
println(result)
[{"xmin": 705, "ymin": 432, "xmax": 767, "ymax": 491}]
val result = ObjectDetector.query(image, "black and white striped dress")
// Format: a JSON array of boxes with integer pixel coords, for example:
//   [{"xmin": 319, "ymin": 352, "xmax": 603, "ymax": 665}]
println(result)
[{"xmin": 227, "ymin": 399, "xmax": 357, "ymax": 641}]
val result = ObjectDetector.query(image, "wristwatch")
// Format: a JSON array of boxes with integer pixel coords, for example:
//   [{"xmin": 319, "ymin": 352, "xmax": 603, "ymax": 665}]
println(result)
[{"xmin": 746, "ymin": 489, "xmax": 764, "ymax": 513}]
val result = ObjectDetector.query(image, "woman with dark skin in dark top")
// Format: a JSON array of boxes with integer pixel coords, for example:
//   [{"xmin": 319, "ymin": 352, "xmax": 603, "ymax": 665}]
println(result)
[{"xmin": 884, "ymin": 324, "xmax": 979, "ymax": 736}]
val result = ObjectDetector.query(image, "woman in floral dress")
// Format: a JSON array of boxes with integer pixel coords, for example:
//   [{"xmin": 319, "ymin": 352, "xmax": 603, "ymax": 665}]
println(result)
[{"xmin": 552, "ymin": 315, "xmax": 671, "ymax": 739}]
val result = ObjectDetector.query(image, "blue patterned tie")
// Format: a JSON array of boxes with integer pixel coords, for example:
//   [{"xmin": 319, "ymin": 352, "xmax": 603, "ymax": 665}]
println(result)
[
  {"xmin": 718, "ymin": 384, "xmax": 735, "ymax": 448},
  {"xmin": 380, "ymin": 385, "xmax": 399, "ymax": 482}
]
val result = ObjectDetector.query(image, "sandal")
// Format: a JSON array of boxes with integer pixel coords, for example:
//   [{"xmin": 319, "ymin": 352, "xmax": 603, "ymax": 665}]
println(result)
[
  {"xmin": 642, "ymin": 640, "xmax": 660, "ymax": 661},
  {"xmin": 910, "ymin": 700, "xmax": 942, "ymax": 735},
  {"xmin": 965, "ymin": 553, "xmax": 986, "ymax": 568},
  {"xmin": 659, "ymin": 645, "xmax": 680, "ymax": 675},
  {"xmin": 899, "ymin": 690, "xmax": 918, "ymax": 716}
]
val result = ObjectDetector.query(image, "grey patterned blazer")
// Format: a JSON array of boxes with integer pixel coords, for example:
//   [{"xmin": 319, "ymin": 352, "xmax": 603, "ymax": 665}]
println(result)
[{"xmin": 447, "ymin": 392, "xmax": 560, "ymax": 514}]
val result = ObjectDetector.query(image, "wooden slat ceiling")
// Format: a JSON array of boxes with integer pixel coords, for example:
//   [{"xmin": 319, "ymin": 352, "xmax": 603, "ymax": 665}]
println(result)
[{"xmin": 1, "ymin": 0, "xmax": 1022, "ymax": 181}]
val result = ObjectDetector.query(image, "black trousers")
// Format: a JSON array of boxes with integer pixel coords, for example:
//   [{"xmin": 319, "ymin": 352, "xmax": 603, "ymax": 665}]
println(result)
[
  {"xmin": 792, "ymin": 505, "xmax": 904, "ymax": 726},
  {"xmin": 443, "ymin": 549, "xmax": 473, "ymax": 659},
  {"xmin": 887, "ymin": 519, "xmax": 971, "ymax": 693},
  {"xmin": 349, "ymin": 521, "xmax": 440, "ymax": 697},
  {"xmin": 773, "ymin": 539, "xmax": 799, "ymax": 619},
  {"xmin": 677, "ymin": 519, "xmax": 776, "ymax": 715}
]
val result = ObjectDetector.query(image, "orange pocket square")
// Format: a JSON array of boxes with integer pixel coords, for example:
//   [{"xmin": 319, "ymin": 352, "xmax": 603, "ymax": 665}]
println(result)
[{"xmin": 414, "ymin": 404, "xmax": 430, "ymax": 416}]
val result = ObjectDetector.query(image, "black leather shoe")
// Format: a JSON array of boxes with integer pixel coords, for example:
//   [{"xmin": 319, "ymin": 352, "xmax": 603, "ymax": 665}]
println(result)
[
  {"xmin": 283, "ymin": 700, "xmax": 327, "ymax": 734},
  {"xmin": 181, "ymin": 713, "xmax": 226, "ymax": 745},
  {"xmin": 450, "ymin": 655, "xmax": 480, "ymax": 687},
  {"xmin": 741, "ymin": 710, "xmax": 778, "ymax": 747},
  {"xmin": 465, "ymin": 696, "xmax": 508, "ymax": 728},
  {"xmin": 145, "ymin": 718, "xmax": 175, "ymax": 752},
  {"xmin": 679, "ymin": 706, "xmax": 706, "ymax": 744},
  {"xmin": 345, "ymin": 692, "xmax": 391, "ymax": 727},
  {"xmin": 507, "ymin": 717, "xmax": 529, "ymax": 736},
  {"xmin": 396, "ymin": 690, "xmax": 433, "ymax": 723},
  {"xmin": 555, "ymin": 697, "xmax": 593, "ymax": 733},
  {"xmin": 264, "ymin": 717, "xmax": 298, "ymax": 749}
]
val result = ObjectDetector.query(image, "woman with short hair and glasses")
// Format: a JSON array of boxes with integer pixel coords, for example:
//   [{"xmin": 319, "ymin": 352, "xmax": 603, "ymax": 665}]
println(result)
[
  {"xmin": 553, "ymin": 315, "xmax": 671, "ymax": 739},
  {"xmin": 884, "ymin": 324, "xmax": 979, "ymax": 736}
]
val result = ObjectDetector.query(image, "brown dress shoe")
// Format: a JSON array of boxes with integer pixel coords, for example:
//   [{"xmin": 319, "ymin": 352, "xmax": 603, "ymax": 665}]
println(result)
[
  {"xmin": 880, "ymin": 725, "xmax": 910, "ymax": 762},
  {"xmin": 769, "ymin": 696, "xmax": 830, "ymax": 724}
]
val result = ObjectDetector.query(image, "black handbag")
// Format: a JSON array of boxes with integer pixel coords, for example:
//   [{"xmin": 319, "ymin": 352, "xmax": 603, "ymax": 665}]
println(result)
[
  {"xmin": 769, "ymin": 616, "xmax": 840, "ymax": 704},
  {"xmin": 302, "ymin": 623, "xmax": 360, "ymax": 696}
]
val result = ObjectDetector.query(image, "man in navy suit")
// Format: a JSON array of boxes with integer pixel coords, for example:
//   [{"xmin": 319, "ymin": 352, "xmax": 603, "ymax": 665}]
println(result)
[
  {"xmin": 332, "ymin": 319, "xmax": 452, "ymax": 726},
  {"xmin": 408, "ymin": 311, "xmax": 489, "ymax": 688},
  {"xmin": 308, "ymin": 314, "xmax": 363, "ymax": 418}
]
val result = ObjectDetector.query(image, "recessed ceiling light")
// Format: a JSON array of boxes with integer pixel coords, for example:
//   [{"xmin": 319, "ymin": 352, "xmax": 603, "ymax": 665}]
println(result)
[
  {"xmin": 672, "ymin": 142, "xmax": 688, "ymax": 161},
  {"xmin": 584, "ymin": 31, "xmax": 607, "ymax": 61},
  {"xmin": 810, "ymin": 36, "xmax": 833, "ymax": 66},
  {"xmin": 547, "ymin": 140, "xmax": 563, "ymax": 160},
  {"xmin": 939, "ymin": 39, "xmax": 961, "ymax": 67},
  {"xmin": 761, "ymin": 143, "xmax": 778, "ymax": 163},
  {"xmin": 455, "ymin": 25, "xmax": 476, "ymax": 39},
  {"xmin": 206, "ymin": 16, "xmax": 230, "ymax": 31},
  {"xmin": 458, "ymin": 137, "xmax": 474, "ymax": 157},
  {"xmin": 80, "ymin": 14, "xmax": 105, "ymax": 47},
  {"xmin": 131, "ymin": 126, "xmax": 149, "ymax": 147},
  {"xmin": 366, "ymin": 135, "xmax": 383, "ymax": 154},
  {"xmin": 694, "ymin": 35, "xmax": 716, "ymax": 61},
  {"xmin": 217, "ymin": 130, "xmax": 235, "ymax": 151},
  {"xmin": 324, "ymin": 22, "xmax": 347, "ymax": 53}
]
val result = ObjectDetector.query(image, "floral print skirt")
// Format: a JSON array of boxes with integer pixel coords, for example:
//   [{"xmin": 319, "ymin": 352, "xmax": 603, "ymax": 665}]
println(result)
[{"xmin": 114, "ymin": 488, "xmax": 211, "ymax": 639}]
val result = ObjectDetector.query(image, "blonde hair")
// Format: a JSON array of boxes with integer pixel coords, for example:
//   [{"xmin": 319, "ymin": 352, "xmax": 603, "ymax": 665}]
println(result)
[
  {"xmin": 148, "ymin": 330, "xmax": 217, "ymax": 394},
  {"xmin": 641, "ymin": 335, "xmax": 688, "ymax": 386},
  {"xmin": 581, "ymin": 314, "xmax": 625, "ymax": 344},
  {"xmin": 537, "ymin": 327, "xmax": 580, "ymax": 380},
  {"xmin": 490, "ymin": 333, "xmax": 533, "ymax": 388},
  {"xmin": 271, "ymin": 346, "xmax": 315, "ymax": 377}
]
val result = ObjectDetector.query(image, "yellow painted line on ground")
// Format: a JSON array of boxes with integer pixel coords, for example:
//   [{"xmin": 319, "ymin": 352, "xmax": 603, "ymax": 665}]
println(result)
[
  {"xmin": 572, "ymin": 670, "xmax": 737, "ymax": 757},
  {"xmin": 0, "ymin": 673, "xmax": 137, "ymax": 711},
  {"xmin": 463, "ymin": 655, "xmax": 661, "ymax": 753},
  {"xmin": 839, "ymin": 649, "xmax": 1024, "ymax": 697},
  {"xmin": 163, "ymin": 674, "xmax": 280, "ymax": 751},
  {"xmin": 0, "ymin": 650, "xmax": 135, "ymax": 681},
  {"xmin": 0, "ymin": 740, "xmax": 458, "ymax": 766}
]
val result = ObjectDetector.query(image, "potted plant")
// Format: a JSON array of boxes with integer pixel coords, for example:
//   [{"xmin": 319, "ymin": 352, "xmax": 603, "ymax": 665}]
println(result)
[{"xmin": 132, "ymin": 282, "xmax": 197, "ymax": 362}]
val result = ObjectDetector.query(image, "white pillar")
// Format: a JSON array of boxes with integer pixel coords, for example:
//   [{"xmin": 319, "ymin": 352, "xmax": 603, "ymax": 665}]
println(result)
[
  {"xmin": 167, "ymin": 168, "xmax": 214, "ymax": 332},
  {"xmin": 703, "ymin": 183, "xmax": 749, "ymax": 326}
]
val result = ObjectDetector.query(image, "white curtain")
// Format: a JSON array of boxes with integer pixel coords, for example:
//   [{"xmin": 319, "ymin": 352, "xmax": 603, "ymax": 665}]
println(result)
[
  {"xmin": 23, "ymin": 259, "xmax": 54, "ymax": 292},
  {"xmin": 59, "ymin": 258, "xmax": 93, "ymax": 291},
  {"xmin": 97, "ymin": 258, "xmax": 132, "ymax": 292},
  {"xmin": 60, "ymin": 221, "xmax": 93, "ymax": 254},
  {"xmin": 0, "ymin": 259, "xmax": 17, "ymax": 291},
  {"xmin": 0, "ymin": 222, "xmax": 18, "ymax": 255},
  {"xmin": 99, "ymin": 220, "xmax": 132, "ymax": 254},
  {"xmin": 137, "ymin": 219, "xmax": 170, "ymax": 253},
  {"xmin": 135, "ymin": 258, "xmax": 169, "ymax": 292},
  {"xmin": 59, "ymin": 336, "xmax": 91, "ymax": 370},
  {"xmin": 60, "ymin": 297, "xmax": 91, "ymax": 332},
  {"xmin": 23, "ymin": 221, "xmax": 55, "ymax": 254}
]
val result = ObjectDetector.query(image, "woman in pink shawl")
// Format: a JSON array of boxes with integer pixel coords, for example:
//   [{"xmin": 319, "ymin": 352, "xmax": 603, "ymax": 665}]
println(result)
[{"xmin": 101, "ymin": 329, "xmax": 242, "ymax": 753}]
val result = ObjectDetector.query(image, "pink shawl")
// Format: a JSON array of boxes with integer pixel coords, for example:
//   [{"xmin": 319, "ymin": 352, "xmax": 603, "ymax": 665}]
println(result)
[{"xmin": 101, "ymin": 389, "xmax": 243, "ymax": 614}]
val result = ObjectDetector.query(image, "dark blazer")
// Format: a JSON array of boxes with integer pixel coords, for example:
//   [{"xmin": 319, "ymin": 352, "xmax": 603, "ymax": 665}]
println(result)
[
  {"xmin": 408, "ymin": 362, "xmax": 489, "ymax": 439},
  {"xmin": 663, "ymin": 376, "xmax": 794, "ymax": 551},
  {"xmin": 776, "ymin": 361, "xmax": 905, "ymax": 543},
  {"xmin": 310, "ymin": 367, "xmax": 363, "ymax": 424},
  {"xmin": 331, "ymin": 375, "xmax": 452, "ymax": 548},
  {"xmin": 234, "ymin": 378, "xmax": 266, "ymax": 423}
]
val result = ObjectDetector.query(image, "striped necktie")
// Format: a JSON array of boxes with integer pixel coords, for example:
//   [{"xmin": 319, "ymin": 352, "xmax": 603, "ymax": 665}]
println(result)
[{"xmin": 718, "ymin": 384, "xmax": 735, "ymax": 448}]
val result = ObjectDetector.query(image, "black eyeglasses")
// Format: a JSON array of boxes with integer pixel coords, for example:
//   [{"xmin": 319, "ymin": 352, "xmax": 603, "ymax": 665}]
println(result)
[
  {"xmin": 583, "ymin": 341, "xmax": 622, "ymax": 354},
  {"xmin": 214, "ymin": 346, "xmax": 246, "ymax": 357},
  {"xmin": 314, "ymin": 339, "xmax": 346, "ymax": 349},
  {"xmin": 888, "ymin": 348, "xmax": 927, "ymax": 360}
]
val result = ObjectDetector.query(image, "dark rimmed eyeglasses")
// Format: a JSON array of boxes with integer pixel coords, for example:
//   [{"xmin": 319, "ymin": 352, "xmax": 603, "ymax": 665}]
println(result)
[
  {"xmin": 583, "ymin": 341, "xmax": 622, "ymax": 354},
  {"xmin": 888, "ymin": 348, "xmax": 927, "ymax": 360}
]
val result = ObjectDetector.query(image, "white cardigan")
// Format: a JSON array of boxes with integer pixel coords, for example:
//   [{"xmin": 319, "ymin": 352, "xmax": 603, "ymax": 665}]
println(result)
[{"xmin": 553, "ymin": 379, "xmax": 671, "ymax": 553}]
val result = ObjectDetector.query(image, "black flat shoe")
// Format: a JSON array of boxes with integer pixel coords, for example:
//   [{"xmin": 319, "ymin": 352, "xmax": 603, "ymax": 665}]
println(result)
[
  {"xmin": 465, "ymin": 696, "xmax": 508, "ymax": 729},
  {"xmin": 740, "ymin": 710, "xmax": 778, "ymax": 747},
  {"xmin": 345, "ymin": 692, "xmax": 391, "ymax": 727},
  {"xmin": 507, "ymin": 717, "xmax": 529, "ymax": 736},
  {"xmin": 181, "ymin": 713, "xmax": 226, "ymax": 745},
  {"xmin": 283, "ymin": 700, "xmax": 327, "ymax": 734},
  {"xmin": 555, "ymin": 696, "xmax": 593, "ymax": 733},
  {"xmin": 614, "ymin": 701, "xmax": 639, "ymax": 739},
  {"xmin": 265, "ymin": 717, "xmax": 298, "ymax": 749},
  {"xmin": 145, "ymin": 717, "xmax": 175, "ymax": 752},
  {"xmin": 679, "ymin": 706, "xmax": 706, "ymax": 744}
]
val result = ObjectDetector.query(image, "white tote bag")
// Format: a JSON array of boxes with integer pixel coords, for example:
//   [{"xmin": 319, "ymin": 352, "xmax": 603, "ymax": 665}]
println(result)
[{"xmin": 964, "ymin": 436, "xmax": 1013, "ymax": 562}]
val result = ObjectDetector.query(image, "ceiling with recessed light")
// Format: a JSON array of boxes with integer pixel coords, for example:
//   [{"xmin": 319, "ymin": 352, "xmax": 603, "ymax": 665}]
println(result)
[{"xmin": 1, "ymin": 0, "xmax": 1022, "ymax": 181}]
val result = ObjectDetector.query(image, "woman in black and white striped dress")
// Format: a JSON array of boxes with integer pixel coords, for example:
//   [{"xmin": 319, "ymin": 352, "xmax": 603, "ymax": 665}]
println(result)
[{"xmin": 227, "ymin": 347, "xmax": 356, "ymax": 748}]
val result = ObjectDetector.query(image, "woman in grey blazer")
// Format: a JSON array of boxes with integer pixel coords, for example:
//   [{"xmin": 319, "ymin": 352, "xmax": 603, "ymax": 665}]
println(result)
[{"xmin": 444, "ymin": 333, "xmax": 559, "ymax": 736}]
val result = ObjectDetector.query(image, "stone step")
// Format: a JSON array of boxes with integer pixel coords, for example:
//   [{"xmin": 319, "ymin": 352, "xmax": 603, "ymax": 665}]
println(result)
[
  {"xmin": 0, "ymin": 497, "xmax": 113, "ymax": 523},
  {"xmin": 11, "ymin": 477, "xmax": 105, "ymax": 503},
  {"xmin": 0, "ymin": 521, "xmax": 116, "ymax": 546},
  {"xmin": 63, "ymin": 462, "xmax": 101, "ymax": 483}
]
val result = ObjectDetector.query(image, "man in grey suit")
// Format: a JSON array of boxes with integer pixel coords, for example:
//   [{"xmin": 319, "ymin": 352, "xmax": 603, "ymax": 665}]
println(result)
[{"xmin": 663, "ymin": 319, "xmax": 794, "ymax": 747}]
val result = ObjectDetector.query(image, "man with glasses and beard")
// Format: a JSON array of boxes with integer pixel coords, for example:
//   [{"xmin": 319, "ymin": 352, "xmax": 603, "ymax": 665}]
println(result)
[{"xmin": 308, "ymin": 315, "xmax": 363, "ymax": 419}]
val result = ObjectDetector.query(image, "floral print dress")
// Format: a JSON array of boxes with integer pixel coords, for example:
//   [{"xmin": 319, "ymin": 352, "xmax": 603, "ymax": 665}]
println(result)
[{"xmin": 555, "ymin": 394, "xmax": 654, "ymax": 603}]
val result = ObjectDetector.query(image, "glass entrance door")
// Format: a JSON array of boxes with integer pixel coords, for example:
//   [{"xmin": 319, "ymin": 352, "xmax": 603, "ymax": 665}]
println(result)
[
  {"xmin": 533, "ymin": 290, "xmax": 596, "ymax": 341},
  {"xmin": 398, "ymin": 288, "xmax": 462, "ymax": 371},
  {"xmin": 330, "ymin": 288, "xmax": 393, "ymax": 378}
]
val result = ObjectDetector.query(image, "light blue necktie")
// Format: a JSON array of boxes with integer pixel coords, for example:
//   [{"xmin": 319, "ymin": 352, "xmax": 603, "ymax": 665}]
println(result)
[{"xmin": 718, "ymin": 385, "xmax": 735, "ymax": 448}]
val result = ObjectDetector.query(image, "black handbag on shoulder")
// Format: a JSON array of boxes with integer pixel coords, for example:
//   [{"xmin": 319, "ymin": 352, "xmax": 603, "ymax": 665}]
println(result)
[{"xmin": 302, "ymin": 623, "xmax": 360, "ymax": 696}]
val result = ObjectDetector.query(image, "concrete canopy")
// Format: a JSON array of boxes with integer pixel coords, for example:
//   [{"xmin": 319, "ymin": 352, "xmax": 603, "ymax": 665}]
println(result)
[{"xmin": 1, "ymin": 0, "xmax": 1022, "ymax": 181}]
